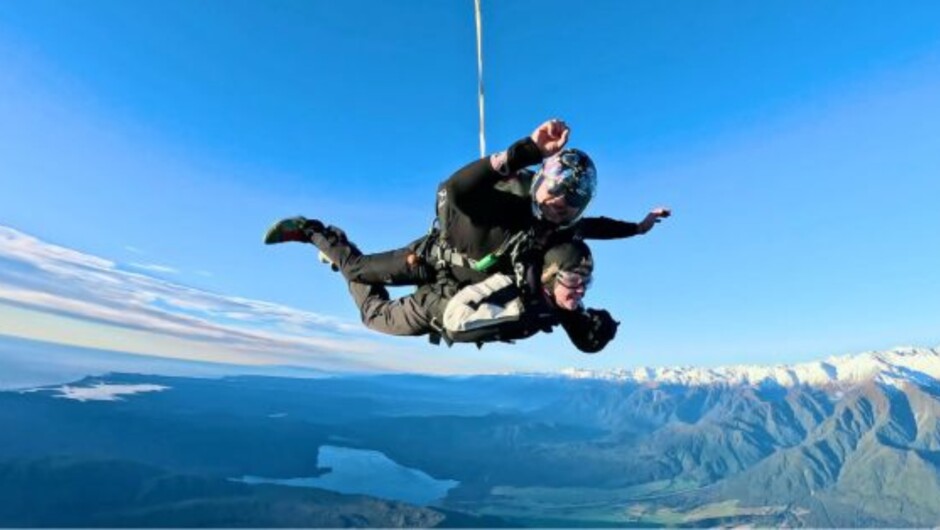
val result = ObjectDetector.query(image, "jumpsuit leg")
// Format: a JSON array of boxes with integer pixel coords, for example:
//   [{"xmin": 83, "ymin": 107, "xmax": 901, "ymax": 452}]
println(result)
[
  {"xmin": 343, "ymin": 236, "xmax": 434, "ymax": 286},
  {"xmin": 309, "ymin": 227, "xmax": 432, "ymax": 336},
  {"xmin": 345, "ymin": 282, "xmax": 432, "ymax": 336}
]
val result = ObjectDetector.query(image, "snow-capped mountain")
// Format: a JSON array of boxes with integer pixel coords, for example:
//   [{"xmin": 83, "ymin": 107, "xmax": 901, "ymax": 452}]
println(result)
[
  {"xmin": 561, "ymin": 346, "xmax": 940, "ymax": 387},
  {"xmin": 3, "ymin": 348, "xmax": 940, "ymax": 527}
]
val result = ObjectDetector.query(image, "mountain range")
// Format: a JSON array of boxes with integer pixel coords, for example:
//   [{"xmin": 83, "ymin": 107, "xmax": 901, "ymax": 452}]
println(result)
[{"xmin": 1, "ymin": 344, "xmax": 938, "ymax": 527}]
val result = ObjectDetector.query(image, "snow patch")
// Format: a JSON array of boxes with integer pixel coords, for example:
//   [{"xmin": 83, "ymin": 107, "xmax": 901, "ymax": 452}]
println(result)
[{"xmin": 561, "ymin": 346, "xmax": 940, "ymax": 388}]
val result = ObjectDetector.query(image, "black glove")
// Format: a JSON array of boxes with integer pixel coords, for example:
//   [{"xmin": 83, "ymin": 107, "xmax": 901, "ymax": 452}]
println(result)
[
  {"xmin": 559, "ymin": 307, "xmax": 619, "ymax": 354},
  {"xmin": 585, "ymin": 308, "xmax": 619, "ymax": 348}
]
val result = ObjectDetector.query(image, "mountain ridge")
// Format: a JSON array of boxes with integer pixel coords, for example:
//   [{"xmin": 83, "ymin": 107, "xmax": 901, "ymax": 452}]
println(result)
[{"xmin": 557, "ymin": 346, "xmax": 940, "ymax": 388}]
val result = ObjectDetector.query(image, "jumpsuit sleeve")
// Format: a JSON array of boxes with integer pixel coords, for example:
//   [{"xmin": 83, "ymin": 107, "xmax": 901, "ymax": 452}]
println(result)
[
  {"xmin": 444, "ymin": 137, "xmax": 544, "ymax": 213},
  {"xmin": 575, "ymin": 216, "xmax": 642, "ymax": 240}
]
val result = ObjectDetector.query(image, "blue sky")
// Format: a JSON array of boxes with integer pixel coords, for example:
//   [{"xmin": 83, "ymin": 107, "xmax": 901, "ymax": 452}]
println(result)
[{"xmin": 1, "ymin": 0, "xmax": 939, "ymax": 374}]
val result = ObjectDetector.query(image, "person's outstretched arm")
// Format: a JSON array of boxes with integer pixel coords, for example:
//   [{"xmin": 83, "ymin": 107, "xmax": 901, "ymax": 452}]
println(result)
[{"xmin": 575, "ymin": 208, "xmax": 672, "ymax": 240}]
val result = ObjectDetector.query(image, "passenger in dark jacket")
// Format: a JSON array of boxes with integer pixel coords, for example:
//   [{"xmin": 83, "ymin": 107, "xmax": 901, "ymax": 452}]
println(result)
[
  {"xmin": 440, "ymin": 240, "xmax": 616, "ymax": 352},
  {"xmin": 272, "ymin": 222, "xmax": 616, "ymax": 352}
]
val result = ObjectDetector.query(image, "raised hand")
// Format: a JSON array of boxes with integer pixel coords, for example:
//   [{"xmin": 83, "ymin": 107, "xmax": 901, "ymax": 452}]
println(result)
[{"xmin": 530, "ymin": 119, "xmax": 570, "ymax": 157}]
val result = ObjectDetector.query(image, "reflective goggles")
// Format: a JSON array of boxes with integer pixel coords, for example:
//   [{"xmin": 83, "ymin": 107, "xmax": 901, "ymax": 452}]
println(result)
[{"xmin": 555, "ymin": 270, "xmax": 593, "ymax": 290}]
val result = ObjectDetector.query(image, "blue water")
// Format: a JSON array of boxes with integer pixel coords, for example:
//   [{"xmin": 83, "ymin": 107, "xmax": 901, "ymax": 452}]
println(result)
[{"xmin": 239, "ymin": 445, "xmax": 459, "ymax": 506}]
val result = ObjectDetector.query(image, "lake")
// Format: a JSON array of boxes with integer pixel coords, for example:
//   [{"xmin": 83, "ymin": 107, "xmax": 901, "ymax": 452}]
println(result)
[{"xmin": 239, "ymin": 445, "xmax": 459, "ymax": 506}]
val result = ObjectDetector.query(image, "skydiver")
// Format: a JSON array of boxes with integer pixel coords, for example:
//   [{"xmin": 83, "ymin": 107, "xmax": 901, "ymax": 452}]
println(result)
[{"xmin": 266, "ymin": 119, "xmax": 670, "ymax": 290}]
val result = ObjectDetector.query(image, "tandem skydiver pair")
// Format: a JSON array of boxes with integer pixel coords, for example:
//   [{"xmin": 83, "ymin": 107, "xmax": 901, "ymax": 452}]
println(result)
[{"xmin": 265, "ymin": 119, "xmax": 671, "ymax": 352}]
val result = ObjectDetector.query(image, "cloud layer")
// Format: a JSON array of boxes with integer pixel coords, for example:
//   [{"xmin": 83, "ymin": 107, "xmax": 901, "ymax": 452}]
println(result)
[{"xmin": 0, "ymin": 226, "xmax": 455, "ymax": 373}]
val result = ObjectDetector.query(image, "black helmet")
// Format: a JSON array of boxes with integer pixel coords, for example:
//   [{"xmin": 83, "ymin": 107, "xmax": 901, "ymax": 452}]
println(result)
[{"xmin": 531, "ymin": 148, "xmax": 598, "ymax": 224}]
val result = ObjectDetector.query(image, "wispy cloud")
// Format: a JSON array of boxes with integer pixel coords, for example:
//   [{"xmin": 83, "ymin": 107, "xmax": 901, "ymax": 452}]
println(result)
[
  {"xmin": 124, "ymin": 246, "xmax": 145, "ymax": 255},
  {"xmin": 0, "ymin": 226, "xmax": 464, "ymax": 374},
  {"xmin": 128, "ymin": 262, "xmax": 179, "ymax": 274}
]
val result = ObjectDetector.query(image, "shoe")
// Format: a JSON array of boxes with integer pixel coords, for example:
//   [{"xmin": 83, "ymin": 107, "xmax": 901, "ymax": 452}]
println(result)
[{"xmin": 263, "ymin": 216, "xmax": 325, "ymax": 245}]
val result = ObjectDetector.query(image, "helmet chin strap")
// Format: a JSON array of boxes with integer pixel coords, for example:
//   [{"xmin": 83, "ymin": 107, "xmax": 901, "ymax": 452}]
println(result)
[{"xmin": 531, "ymin": 197, "xmax": 545, "ymax": 221}]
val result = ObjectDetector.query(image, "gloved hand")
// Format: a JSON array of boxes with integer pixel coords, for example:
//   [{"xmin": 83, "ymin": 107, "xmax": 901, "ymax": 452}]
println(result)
[
  {"xmin": 558, "ymin": 306, "xmax": 620, "ymax": 354},
  {"xmin": 585, "ymin": 308, "xmax": 619, "ymax": 350}
]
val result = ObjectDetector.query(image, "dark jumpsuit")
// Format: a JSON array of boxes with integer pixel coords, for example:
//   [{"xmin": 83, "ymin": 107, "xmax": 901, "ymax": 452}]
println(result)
[{"xmin": 309, "ymin": 137, "xmax": 640, "ymax": 351}]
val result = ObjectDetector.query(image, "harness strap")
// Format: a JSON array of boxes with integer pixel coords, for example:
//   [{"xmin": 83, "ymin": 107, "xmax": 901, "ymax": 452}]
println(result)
[
  {"xmin": 428, "ymin": 317, "xmax": 454, "ymax": 347},
  {"xmin": 429, "ymin": 244, "xmax": 479, "ymax": 270}
]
